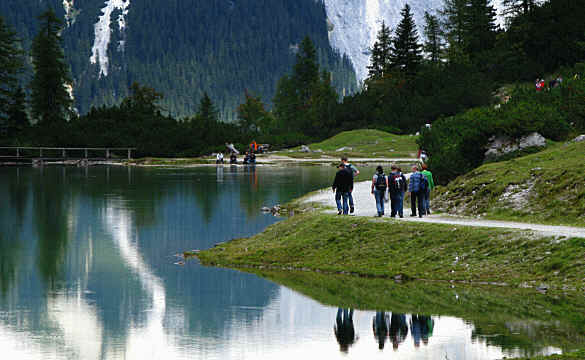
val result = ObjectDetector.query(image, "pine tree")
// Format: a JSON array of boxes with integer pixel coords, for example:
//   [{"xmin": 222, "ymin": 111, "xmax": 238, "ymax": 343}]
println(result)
[
  {"xmin": 6, "ymin": 87, "xmax": 29, "ymax": 139},
  {"xmin": 293, "ymin": 36, "xmax": 320, "ymax": 105},
  {"xmin": 0, "ymin": 16, "xmax": 24, "ymax": 124},
  {"xmin": 423, "ymin": 11, "xmax": 444, "ymax": 64},
  {"xmin": 502, "ymin": 0, "xmax": 536, "ymax": 18},
  {"xmin": 29, "ymin": 8, "xmax": 73, "ymax": 126},
  {"xmin": 390, "ymin": 4, "xmax": 423, "ymax": 75},
  {"xmin": 465, "ymin": 0, "xmax": 498, "ymax": 56},
  {"xmin": 367, "ymin": 21, "xmax": 393, "ymax": 80},
  {"xmin": 237, "ymin": 91, "xmax": 272, "ymax": 134},
  {"xmin": 441, "ymin": 0, "xmax": 467, "ymax": 48}
]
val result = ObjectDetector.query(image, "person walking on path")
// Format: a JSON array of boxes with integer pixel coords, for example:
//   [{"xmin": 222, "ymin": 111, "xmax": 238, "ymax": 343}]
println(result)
[
  {"xmin": 408, "ymin": 165, "xmax": 426, "ymax": 218},
  {"xmin": 342, "ymin": 157, "xmax": 359, "ymax": 214},
  {"xmin": 420, "ymin": 164, "xmax": 435, "ymax": 215},
  {"xmin": 371, "ymin": 166, "xmax": 388, "ymax": 217},
  {"xmin": 389, "ymin": 165, "xmax": 407, "ymax": 218},
  {"xmin": 332, "ymin": 163, "xmax": 353, "ymax": 215}
]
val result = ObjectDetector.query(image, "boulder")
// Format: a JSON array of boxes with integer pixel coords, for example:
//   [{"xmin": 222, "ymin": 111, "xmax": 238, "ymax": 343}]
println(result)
[
  {"xmin": 300, "ymin": 145, "xmax": 311, "ymax": 153},
  {"xmin": 335, "ymin": 146, "xmax": 353, "ymax": 152},
  {"xmin": 485, "ymin": 132, "xmax": 546, "ymax": 159},
  {"xmin": 572, "ymin": 134, "xmax": 585, "ymax": 143}
]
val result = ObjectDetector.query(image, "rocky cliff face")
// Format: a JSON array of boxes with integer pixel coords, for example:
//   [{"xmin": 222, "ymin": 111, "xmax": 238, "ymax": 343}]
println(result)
[{"xmin": 323, "ymin": 0, "xmax": 505, "ymax": 82}]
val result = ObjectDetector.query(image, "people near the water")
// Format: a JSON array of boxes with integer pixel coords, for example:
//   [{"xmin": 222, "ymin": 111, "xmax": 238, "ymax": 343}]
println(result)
[
  {"xmin": 249, "ymin": 139, "xmax": 258, "ymax": 154},
  {"xmin": 420, "ymin": 164, "xmax": 435, "ymax": 215},
  {"xmin": 372, "ymin": 311, "xmax": 389, "ymax": 350},
  {"xmin": 216, "ymin": 152, "xmax": 224, "ymax": 164},
  {"xmin": 408, "ymin": 165, "xmax": 428, "ymax": 218},
  {"xmin": 230, "ymin": 152, "xmax": 237, "ymax": 164},
  {"xmin": 389, "ymin": 313, "xmax": 409, "ymax": 350},
  {"xmin": 389, "ymin": 165, "xmax": 407, "ymax": 218},
  {"xmin": 371, "ymin": 166, "xmax": 388, "ymax": 217},
  {"xmin": 334, "ymin": 308, "xmax": 357, "ymax": 353},
  {"xmin": 332, "ymin": 163, "xmax": 353, "ymax": 215},
  {"xmin": 341, "ymin": 156, "xmax": 359, "ymax": 214},
  {"xmin": 535, "ymin": 78, "xmax": 545, "ymax": 91},
  {"xmin": 243, "ymin": 151, "xmax": 256, "ymax": 164}
]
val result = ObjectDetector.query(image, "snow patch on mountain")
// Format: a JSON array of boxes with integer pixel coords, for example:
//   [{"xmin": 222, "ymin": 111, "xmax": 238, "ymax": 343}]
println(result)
[
  {"xmin": 63, "ymin": 0, "xmax": 78, "ymax": 27},
  {"xmin": 89, "ymin": 0, "xmax": 130, "ymax": 77},
  {"xmin": 324, "ymin": 0, "xmax": 504, "ymax": 82}
]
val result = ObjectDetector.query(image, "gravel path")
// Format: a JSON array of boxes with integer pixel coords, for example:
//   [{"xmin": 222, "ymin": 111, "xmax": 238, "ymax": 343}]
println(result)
[{"xmin": 303, "ymin": 180, "xmax": 585, "ymax": 239}]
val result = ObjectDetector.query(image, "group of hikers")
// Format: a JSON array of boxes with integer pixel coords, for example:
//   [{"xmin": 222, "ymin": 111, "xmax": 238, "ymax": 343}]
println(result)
[
  {"xmin": 216, "ymin": 140, "xmax": 264, "ymax": 164},
  {"xmin": 535, "ymin": 76, "xmax": 563, "ymax": 91},
  {"xmin": 334, "ymin": 308, "xmax": 434, "ymax": 353},
  {"xmin": 332, "ymin": 157, "xmax": 434, "ymax": 218}
]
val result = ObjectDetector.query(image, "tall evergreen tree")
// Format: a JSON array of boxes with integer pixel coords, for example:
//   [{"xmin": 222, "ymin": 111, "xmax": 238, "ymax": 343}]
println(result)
[
  {"xmin": 293, "ymin": 36, "xmax": 320, "ymax": 105},
  {"xmin": 29, "ymin": 8, "xmax": 73, "ymax": 126},
  {"xmin": 441, "ymin": 0, "xmax": 467, "ymax": 48},
  {"xmin": 367, "ymin": 21, "xmax": 393, "ymax": 80},
  {"xmin": 502, "ymin": 0, "xmax": 536, "ymax": 18},
  {"xmin": 0, "ymin": 15, "xmax": 24, "ymax": 125},
  {"xmin": 5, "ymin": 87, "xmax": 29, "ymax": 139},
  {"xmin": 423, "ymin": 11, "xmax": 444, "ymax": 64},
  {"xmin": 237, "ymin": 91, "xmax": 272, "ymax": 134},
  {"xmin": 464, "ymin": 0, "xmax": 498, "ymax": 56},
  {"xmin": 390, "ymin": 4, "xmax": 423, "ymax": 74}
]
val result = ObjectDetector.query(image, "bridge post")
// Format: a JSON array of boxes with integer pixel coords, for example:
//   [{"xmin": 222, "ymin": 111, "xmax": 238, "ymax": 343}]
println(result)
[
  {"xmin": 62, "ymin": 148, "xmax": 66, "ymax": 158},
  {"xmin": 85, "ymin": 149, "xmax": 88, "ymax": 159},
  {"xmin": 106, "ymin": 149, "xmax": 110, "ymax": 159},
  {"xmin": 16, "ymin": 148, "xmax": 20, "ymax": 158},
  {"xmin": 127, "ymin": 149, "xmax": 132, "ymax": 160},
  {"xmin": 40, "ymin": 148, "xmax": 43, "ymax": 158}
]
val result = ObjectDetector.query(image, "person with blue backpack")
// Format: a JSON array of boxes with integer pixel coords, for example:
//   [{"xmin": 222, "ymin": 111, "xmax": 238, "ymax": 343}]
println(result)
[
  {"xmin": 408, "ymin": 165, "xmax": 428, "ymax": 218},
  {"xmin": 371, "ymin": 166, "xmax": 388, "ymax": 217}
]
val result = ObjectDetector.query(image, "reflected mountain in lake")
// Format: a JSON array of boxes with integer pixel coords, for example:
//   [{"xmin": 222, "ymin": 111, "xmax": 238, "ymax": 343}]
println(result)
[{"xmin": 0, "ymin": 166, "xmax": 581, "ymax": 359}]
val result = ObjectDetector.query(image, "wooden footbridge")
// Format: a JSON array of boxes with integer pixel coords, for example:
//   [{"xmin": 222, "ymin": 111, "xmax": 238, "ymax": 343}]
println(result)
[{"xmin": 0, "ymin": 147, "xmax": 136, "ymax": 165}]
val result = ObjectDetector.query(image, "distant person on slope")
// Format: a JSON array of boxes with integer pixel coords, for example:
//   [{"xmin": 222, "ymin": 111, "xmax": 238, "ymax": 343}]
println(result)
[
  {"xmin": 371, "ymin": 166, "xmax": 388, "ymax": 217},
  {"xmin": 408, "ymin": 165, "xmax": 427, "ymax": 218},
  {"xmin": 216, "ymin": 152, "xmax": 224, "ymax": 164},
  {"xmin": 420, "ymin": 164, "xmax": 435, "ymax": 215},
  {"xmin": 342, "ymin": 156, "xmax": 359, "ymax": 214},
  {"xmin": 389, "ymin": 165, "xmax": 407, "ymax": 218},
  {"xmin": 332, "ymin": 163, "xmax": 353, "ymax": 215}
]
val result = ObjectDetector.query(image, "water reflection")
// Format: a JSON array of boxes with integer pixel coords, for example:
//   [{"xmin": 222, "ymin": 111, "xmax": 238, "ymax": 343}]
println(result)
[
  {"xmin": 0, "ymin": 166, "xmax": 580, "ymax": 360},
  {"xmin": 334, "ymin": 308, "xmax": 357, "ymax": 352}
]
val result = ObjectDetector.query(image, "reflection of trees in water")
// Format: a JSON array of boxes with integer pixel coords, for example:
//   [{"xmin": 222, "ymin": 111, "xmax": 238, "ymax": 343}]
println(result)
[{"xmin": 0, "ymin": 232, "xmax": 20, "ymax": 296}]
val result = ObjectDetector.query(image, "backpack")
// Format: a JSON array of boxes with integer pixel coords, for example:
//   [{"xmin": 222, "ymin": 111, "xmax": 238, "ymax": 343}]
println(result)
[
  {"xmin": 419, "ymin": 173, "xmax": 429, "ymax": 192},
  {"xmin": 375, "ymin": 173, "xmax": 387, "ymax": 191},
  {"xmin": 390, "ymin": 173, "xmax": 402, "ymax": 193}
]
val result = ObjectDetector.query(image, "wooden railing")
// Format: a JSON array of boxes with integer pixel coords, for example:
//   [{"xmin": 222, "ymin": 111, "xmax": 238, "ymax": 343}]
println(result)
[{"xmin": 0, "ymin": 147, "xmax": 136, "ymax": 161}]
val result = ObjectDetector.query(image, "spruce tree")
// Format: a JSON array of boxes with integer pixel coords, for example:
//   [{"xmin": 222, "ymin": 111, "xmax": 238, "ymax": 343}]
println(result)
[
  {"xmin": 30, "ymin": 8, "xmax": 73, "ymax": 126},
  {"xmin": 0, "ymin": 16, "xmax": 24, "ymax": 125},
  {"xmin": 293, "ymin": 36, "xmax": 320, "ymax": 105},
  {"xmin": 502, "ymin": 0, "xmax": 536, "ymax": 18},
  {"xmin": 367, "ymin": 21, "xmax": 393, "ymax": 80},
  {"xmin": 441, "ymin": 0, "xmax": 467, "ymax": 48},
  {"xmin": 423, "ymin": 12, "xmax": 444, "ymax": 64},
  {"xmin": 390, "ymin": 4, "xmax": 423, "ymax": 75},
  {"xmin": 464, "ymin": 0, "xmax": 498, "ymax": 56},
  {"xmin": 6, "ymin": 87, "xmax": 29, "ymax": 139}
]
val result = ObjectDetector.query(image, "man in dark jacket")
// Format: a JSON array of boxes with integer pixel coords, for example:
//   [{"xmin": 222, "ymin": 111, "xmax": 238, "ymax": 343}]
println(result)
[
  {"xmin": 408, "ymin": 165, "xmax": 426, "ymax": 218},
  {"xmin": 332, "ymin": 163, "xmax": 353, "ymax": 215},
  {"xmin": 389, "ymin": 165, "xmax": 407, "ymax": 218}
]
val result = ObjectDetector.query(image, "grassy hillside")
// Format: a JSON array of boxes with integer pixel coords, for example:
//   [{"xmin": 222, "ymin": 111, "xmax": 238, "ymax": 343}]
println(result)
[
  {"xmin": 433, "ymin": 139, "xmax": 585, "ymax": 226},
  {"xmin": 198, "ymin": 213, "xmax": 585, "ymax": 291},
  {"xmin": 273, "ymin": 129, "xmax": 419, "ymax": 159}
]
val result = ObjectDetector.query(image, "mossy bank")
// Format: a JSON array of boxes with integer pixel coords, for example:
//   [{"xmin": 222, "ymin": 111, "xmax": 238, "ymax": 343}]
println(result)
[
  {"xmin": 433, "ymin": 139, "xmax": 585, "ymax": 226},
  {"xmin": 198, "ymin": 213, "xmax": 585, "ymax": 292}
]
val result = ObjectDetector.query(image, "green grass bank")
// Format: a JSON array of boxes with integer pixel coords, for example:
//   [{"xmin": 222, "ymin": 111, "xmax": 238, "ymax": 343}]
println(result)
[
  {"xmin": 274, "ymin": 129, "xmax": 419, "ymax": 159},
  {"xmin": 433, "ymin": 139, "xmax": 585, "ymax": 226},
  {"xmin": 198, "ymin": 213, "xmax": 585, "ymax": 292}
]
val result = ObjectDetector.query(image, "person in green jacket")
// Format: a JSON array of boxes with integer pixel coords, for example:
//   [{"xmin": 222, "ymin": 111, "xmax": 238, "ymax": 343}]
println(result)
[{"xmin": 421, "ymin": 164, "xmax": 435, "ymax": 215}]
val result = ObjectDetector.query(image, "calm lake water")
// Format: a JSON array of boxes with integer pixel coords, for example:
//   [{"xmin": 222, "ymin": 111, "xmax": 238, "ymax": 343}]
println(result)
[{"xmin": 0, "ymin": 166, "xmax": 581, "ymax": 359}]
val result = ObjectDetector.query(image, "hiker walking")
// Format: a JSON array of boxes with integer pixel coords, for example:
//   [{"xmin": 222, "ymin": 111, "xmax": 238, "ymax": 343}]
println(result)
[
  {"xmin": 371, "ymin": 166, "xmax": 388, "ymax": 217},
  {"xmin": 341, "ymin": 157, "xmax": 359, "ymax": 214},
  {"xmin": 389, "ymin": 165, "xmax": 407, "ymax": 218},
  {"xmin": 420, "ymin": 164, "xmax": 435, "ymax": 215},
  {"xmin": 332, "ymin": 163, "xmax": 353, "ymax": 215},
  {"xmin": 408, "ymin": 165, "xmax": 427, "ymax": 218}
]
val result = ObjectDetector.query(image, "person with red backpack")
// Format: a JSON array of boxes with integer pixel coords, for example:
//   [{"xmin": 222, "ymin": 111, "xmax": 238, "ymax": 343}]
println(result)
[{"xmin": 389, "ymin": 165, "xmax": 407, "ymax": 218}]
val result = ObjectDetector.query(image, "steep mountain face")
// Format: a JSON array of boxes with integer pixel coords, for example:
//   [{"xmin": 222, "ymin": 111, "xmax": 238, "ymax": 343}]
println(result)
[
  {"xmin": 0, "ymin": 0, "xmax": 357, "ymax": 120},
  {"xmin": 323, "ymin": 0, "xmax": 505, "ymax": 82}
]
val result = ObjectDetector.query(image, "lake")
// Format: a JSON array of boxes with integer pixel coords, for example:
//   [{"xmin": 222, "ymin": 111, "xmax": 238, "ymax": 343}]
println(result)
[{"xmin": 0, "ymin": 165, "xmax": 581, "ymax": 359}]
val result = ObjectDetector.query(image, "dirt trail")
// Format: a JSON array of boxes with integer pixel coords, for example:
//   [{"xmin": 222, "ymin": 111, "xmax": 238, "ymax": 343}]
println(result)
[{"xmin": 303, "ymin": 180, "xmax": 585, "ymax": 239}]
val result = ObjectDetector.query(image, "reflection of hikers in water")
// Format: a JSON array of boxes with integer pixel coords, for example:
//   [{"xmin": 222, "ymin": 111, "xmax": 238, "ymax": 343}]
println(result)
[
  {"xmin": 372, "ymin": 311, "xmax": 389, "ymax": 350},
  {"xmin": 410, "ymin": 314, "xmax": 434, "ymax": 347},
  {"xmin": 334, "ymin": 308, "xmax": 357, "ymax": 353},
  {"xmin": 389, "ymin": 313, "xmax": 408, "ymax": 350}
]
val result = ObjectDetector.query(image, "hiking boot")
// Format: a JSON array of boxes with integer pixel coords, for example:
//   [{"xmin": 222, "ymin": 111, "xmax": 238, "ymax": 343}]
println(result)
[
  {"xmin": 337, "ymin": 210, "xmax": 342, "ymax": 215},
  {"xmin": 350, "ymin": 207, "xmax": 355, "ymax": 214},
  {"xmin": 427, "ymin": 210, "xmax": 431, "ymax": 215},
  {"xmin": 410, "ymin": 214, "xmax": 417, "ymax": 217},
  {"xmin": 399, "ymin": 215, "xmax": 404, "ymax": 218}
]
